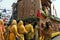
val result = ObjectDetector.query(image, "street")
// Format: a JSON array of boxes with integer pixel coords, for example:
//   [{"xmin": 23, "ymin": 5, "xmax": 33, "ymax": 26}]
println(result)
[{"xmin": 52, "ymin": 35, "xmax": 60, "ymax": 40}]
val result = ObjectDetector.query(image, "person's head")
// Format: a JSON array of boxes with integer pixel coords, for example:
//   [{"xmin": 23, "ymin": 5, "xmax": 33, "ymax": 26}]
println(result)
[
  {"xmin": 18, "ymin": 20, "xmax": 23, "ymax": 26},
  {"xmin": 41, "ymin": 23, "xmax": 45, "ymax": 28},
  {"xmin": 44, "ymin": 22, "xmax": 50, "ymax": 30},
  {"xmin": 0, "ymin": 19, "xmax": 4, "ymax": 26},
  {"xmin": 11, "ymin": 19, "xmax": 17, "ymax": 25},
  {"xmin": 46, "ymin": 22, "xmax": 49, "ymax": 27},
  {"xmin": 48, "ymin": 22, "xmax": 53, "ymax": 30}
]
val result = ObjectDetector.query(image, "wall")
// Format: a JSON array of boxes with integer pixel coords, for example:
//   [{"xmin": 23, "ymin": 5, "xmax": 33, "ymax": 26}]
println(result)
[
  {"xmin": 40, "ymin": 17, "xmax": 60, "ymax": 32},
  {"xmin": 17, "ymin": 0, "xmax": 40, "ymax": 18}
]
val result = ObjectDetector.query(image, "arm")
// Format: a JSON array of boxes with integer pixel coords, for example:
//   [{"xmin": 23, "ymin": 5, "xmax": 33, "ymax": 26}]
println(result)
[
  {"xmin": 24, "ymin": 27, "xmax": 28, "ymax": 34},
  {"xmin": 21, "ymin": 25, "xmax": 28, "ymax": 34},
  {"xmin": 30, "ymin": 25, "xmax": 34, "ymax": 33},
  {"xmin": 13, "ymin": 25, "xmax": 22, "ymax": 38}
]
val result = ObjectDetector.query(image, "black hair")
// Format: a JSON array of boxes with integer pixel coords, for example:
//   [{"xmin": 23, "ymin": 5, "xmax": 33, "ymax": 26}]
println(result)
[
  {"xmin": 33, "ymin": 21, "xmax": 37, "ymax": 28},
  {"xmin": 44, "ymin": 22, "xmax": 50, "ymax": 30}
]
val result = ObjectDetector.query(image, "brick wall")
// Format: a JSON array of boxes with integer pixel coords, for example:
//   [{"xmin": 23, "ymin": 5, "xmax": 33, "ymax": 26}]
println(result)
[
  {"xmin": 17, "ymin": 0, "xmax": 40, "ymax": 18},
  {"xmin": 40, "ymin": 18, "xmax": 60, "ymax": 32}
]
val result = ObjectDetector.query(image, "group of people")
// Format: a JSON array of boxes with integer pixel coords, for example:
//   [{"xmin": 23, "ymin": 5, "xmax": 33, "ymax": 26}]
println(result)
[
  {"xmin": 0, "ymin": 19, "xmax": 40, "ymax": 40},
  {"xmin": 0, "ymin": 18, "xmax": 53, "ymax": 40},
  {"xmin": 40, "ymin": 21, "xmax": 53, "ymax": 40}
]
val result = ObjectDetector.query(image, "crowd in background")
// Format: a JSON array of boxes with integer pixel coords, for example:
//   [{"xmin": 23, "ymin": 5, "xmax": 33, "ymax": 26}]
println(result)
[{"xmin": 0, "ymin": 18, "xmax": 53, "ymax": 40}]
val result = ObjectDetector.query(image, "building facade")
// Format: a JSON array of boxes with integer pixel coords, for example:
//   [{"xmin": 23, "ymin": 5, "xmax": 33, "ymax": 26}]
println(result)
[
  {"xmin": 17, "ymin": 0, "xmax": 40, "ymax": 18},
  {"xmin": 12, "ymin": 0, "xmax": 60, "ymax": 32}
]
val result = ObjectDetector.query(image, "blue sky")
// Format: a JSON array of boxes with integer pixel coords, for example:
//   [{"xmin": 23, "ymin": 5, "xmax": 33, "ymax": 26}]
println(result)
[
  {"xmin": 0, "ymin": 0, "xmax": 60, "ymax": 18},
  {"xmin": 0, "ymin": 0, "xmax": 17, "ymax": 10},
  {"xmin": 52, "ymin": 0, "xmax": 60, "ymax": 18}
]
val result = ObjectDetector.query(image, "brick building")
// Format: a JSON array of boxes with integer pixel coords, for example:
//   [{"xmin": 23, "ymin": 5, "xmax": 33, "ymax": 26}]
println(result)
[
  {"xmin": 40, "ymin": 0, "xmax": 60, "ymax": 32},
  {"xmin": 12, "ymin": 0, "xmax": 60, "ymax": 32},
  {"xmin": 17, "ymin": 0, "xmax": 40, "ymax": 18}
]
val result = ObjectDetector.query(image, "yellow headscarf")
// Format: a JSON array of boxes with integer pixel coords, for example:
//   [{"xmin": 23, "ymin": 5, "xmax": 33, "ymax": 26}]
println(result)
[
  {"xmin": 18, "ymin": 20, "xmax": 23, "ymax": 26},
  {"xmin": 11, "ymin": 20, "xmax": 17, "ymax": 25}
]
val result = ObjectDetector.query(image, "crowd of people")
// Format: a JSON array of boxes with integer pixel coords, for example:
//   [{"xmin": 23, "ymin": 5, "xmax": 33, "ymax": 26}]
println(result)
[{"xmin": 0, "ymin": 18, "xmax": 53, "ymax": 40}]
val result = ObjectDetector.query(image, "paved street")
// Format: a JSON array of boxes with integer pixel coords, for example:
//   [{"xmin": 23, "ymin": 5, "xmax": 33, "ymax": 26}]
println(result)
[{"xmin": 52, "ymin": 35, "xmax": 60, "ymax": 40}]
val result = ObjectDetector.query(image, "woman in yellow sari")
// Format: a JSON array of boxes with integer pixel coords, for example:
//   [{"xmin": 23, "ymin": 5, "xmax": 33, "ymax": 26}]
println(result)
[
  {"xmin": 17, "ymin": 20, "xmax": 27, "ymax": 40},
  {"xmin": 25, "ymin": 22, "xmax": 34, "ymax": 40},
  {"xmin": 8, "ymin": 20, "xmax": 22, "ymax": 40}
]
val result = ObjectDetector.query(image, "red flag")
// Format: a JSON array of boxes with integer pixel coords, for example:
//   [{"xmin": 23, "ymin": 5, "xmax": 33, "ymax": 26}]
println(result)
[{"xmin": 37, "ymin": 10, "xmax": 43, "ymax": 18}]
